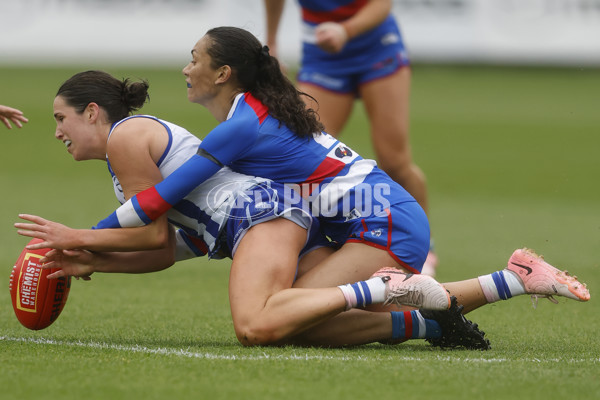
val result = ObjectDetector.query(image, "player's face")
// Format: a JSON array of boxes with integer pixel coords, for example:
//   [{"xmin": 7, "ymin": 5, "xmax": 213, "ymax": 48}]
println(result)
[
  {"xmin": 53, "ymin": 96, "xmax": 102, "ymax": 161},
  {"xmin": 182, "ymin": 36, "xmax": 220, "ymax": 105}
]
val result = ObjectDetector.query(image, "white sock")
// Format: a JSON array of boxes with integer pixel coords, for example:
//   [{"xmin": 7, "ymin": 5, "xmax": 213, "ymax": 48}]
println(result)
[
  {"xmin": 338, "ymin": 277, "xmax": 387, "ymax": 310},
  {"xmin": 478, "ymin": 270, "xmax": 525, "ymax": 303}
]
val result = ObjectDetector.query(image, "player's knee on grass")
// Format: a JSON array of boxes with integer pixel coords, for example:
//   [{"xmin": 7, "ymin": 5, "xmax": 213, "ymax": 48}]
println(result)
[{"xmin": 234, "ymin": 320, "xmax": 283, "ymax": 347}]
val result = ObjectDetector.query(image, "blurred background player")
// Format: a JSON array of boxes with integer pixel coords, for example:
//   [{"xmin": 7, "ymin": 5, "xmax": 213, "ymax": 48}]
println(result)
[
  {"xmin": 264, "ymin": 0, "xmax": 439, "ymax": 276},
  {"xmin": 0, "ymin": 104, "xmax": 28, "ymax": 129}
]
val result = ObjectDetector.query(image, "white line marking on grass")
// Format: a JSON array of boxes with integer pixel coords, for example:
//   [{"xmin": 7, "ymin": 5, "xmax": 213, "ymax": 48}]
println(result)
[{"xmin": 2, "ymin": 336, "xmax": 599, "ymax": 363}]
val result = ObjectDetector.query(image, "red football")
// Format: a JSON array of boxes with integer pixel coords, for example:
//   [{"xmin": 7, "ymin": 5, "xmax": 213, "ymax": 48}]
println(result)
[{"xmin": 9, "ymin": 238, "xmax": 71, "ymax": 330}]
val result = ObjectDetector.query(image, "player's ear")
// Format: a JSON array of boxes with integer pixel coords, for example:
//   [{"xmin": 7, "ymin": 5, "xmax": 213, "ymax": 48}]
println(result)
[
  {"xmin": 215, "ymin": 65, "xmax": 232, "ymax": 85},
  {"xmin": 85, "ymin": 102, "xmax": 100, "ymax": 122}
]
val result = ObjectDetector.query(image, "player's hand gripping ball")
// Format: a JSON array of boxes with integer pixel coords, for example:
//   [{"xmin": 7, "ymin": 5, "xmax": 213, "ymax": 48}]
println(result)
[{"xmin": 9, "ymin": 238, "xmax": 71, "ymax": 330}]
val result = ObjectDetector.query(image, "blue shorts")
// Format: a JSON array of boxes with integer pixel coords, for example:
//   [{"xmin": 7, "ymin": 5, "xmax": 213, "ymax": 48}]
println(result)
[
  {"xmin": 320, "ymin": 201, "xmax": 430, "ymax": 274},
  {"xmin": 215, "ymin": 181, "xmax": 320, "ymax": 258},
  {"xmin": 298, "ymin": 15, "xmax": 410, "ymax": 95},
  {"xmin": 298, "ymin": 51, "xmax": 410, "ymax": 95}
]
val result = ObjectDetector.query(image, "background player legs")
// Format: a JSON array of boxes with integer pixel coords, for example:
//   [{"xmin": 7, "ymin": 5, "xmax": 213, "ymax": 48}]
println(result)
[
  {"xmin": 358, "ymin": 67, "xmax": 429, "ymax": 215},
  {"xmin": 297, "ymin": 82, "xmax": 354, "ymax": 135}
]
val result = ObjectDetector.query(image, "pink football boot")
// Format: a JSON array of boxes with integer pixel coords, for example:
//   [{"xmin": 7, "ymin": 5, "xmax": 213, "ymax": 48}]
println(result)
[{"xmin": 507, "ymin": 248, "xmax": 590, "ymax": 304}]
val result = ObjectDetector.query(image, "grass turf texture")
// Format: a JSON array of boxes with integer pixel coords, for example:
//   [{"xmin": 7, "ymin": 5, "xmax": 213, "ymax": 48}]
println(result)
[{"xmin": 1, "ymin": 65, "xmax": 599, "ymax": 399}]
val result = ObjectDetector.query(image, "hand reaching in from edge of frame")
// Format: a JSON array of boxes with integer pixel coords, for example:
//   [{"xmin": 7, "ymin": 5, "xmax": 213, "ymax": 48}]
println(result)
[{"xmin": 0, "ymin": 105, "xmax": 28, "ymax": 129}]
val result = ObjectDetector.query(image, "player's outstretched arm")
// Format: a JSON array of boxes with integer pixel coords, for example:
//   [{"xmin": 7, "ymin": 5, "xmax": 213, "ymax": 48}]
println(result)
[
  {"xmin": 41, "ymin": 244, "xmax": 176, "ymax": 280},
  {"xmin": 15, "ymin": 213, "xmax": 170, "ymax": 252}
]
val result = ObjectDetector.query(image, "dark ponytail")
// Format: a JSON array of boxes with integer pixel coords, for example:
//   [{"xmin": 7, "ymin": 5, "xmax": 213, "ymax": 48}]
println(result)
[
  {"xmin": 57, "ymin": 70, "xmax": 149, "ymax": 123},
  {"xmin": 205, "ymin": 27, "xmax": 323, "ymax": 138}
]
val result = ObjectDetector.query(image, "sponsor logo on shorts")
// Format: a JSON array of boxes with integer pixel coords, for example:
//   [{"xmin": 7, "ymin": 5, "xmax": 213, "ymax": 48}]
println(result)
[
  {"xmin": 299, "ymin": 72, "xmax": 345, "ymax": 91},
  {"xmin": 381, "ymin": 33, "xmax": 400, "ymax": 46},
  {"xmin": 371, "ymin": 229, "xmax": 383, "ymax": 237}
]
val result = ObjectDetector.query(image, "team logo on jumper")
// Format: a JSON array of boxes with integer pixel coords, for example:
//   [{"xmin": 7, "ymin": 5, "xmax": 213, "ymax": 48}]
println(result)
[{"xmin": 335, "ymin": 146, "xmax": 353, "ymax": 158}]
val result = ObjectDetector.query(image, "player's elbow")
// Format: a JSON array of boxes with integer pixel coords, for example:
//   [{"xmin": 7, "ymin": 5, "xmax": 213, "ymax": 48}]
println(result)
[
  {"xmin": 153, "ymin": 228, "xmax": 171, "ymax": 248},
  {"xmin": 143, "ymin": 223, "xmax": 171, "ymax": 249}
]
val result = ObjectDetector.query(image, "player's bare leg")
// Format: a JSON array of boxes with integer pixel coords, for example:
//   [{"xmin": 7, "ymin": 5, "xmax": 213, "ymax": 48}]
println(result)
[
  {"xmin": 229, "ymin": 220, "xmax": 447, "ymax": 346},
  {"xmin": 291, "ymin": 243, "xmax": 485, "ymax": 349},
  {"xmin": 295, "ymin": 242, "xmax": 403, "ymax": 287},
  {"xmin": 297, "ymin": 82, "xmax": 354, "ymax": 135},
  {"xmin": 229, "ymin": 219, "xmax": 346, "ymax": 346}
]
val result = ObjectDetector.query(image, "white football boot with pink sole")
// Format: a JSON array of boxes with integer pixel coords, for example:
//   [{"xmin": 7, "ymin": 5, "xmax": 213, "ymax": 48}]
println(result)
[{"xmin": 371, "ymin": 267, "xmax": 451, "ymax": 310}]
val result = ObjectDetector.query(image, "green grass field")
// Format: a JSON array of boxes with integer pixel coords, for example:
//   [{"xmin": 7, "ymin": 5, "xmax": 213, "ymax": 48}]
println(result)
[{"xmin": 1, "ymin": 64, "xmax": 599, "ymax": 399}]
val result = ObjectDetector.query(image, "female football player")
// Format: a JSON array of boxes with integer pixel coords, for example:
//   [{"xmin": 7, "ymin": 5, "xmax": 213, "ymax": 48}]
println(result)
[{"xmin": 17, "ymin": 70, "xmax": 464, "ymax": 349}]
